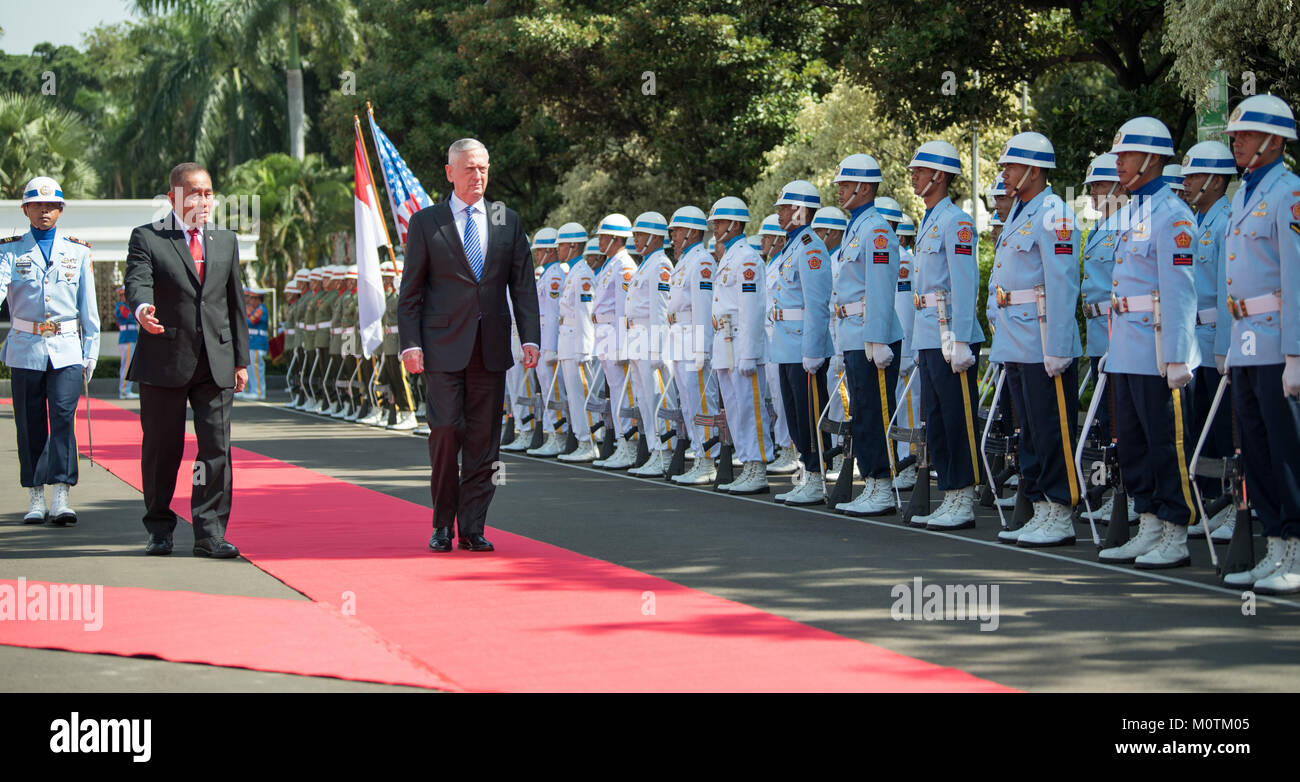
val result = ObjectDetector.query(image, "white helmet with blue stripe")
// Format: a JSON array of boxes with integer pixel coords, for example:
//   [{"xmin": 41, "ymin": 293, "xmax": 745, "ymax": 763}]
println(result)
[
  {"xmin": 668, "ymin": 206, "xmax": 708, "ymax": 231},
  {"xmin": 708, "ymin": 196, "xmax": 751, "ymax": 224},
  {"xmin": 833, "ymin": 153, "xmax": 883, "ymax": 183},
  {"xmin": 775, "ymin": 180, "xmax": 821, "ymax": 209},
  {"xmin": 747, "ymin": 235, "xmax": 763, "ymax": 252},
  {"xmin": 584, "ymin": 238, "xmax": 602, "ymax": 256},
  {"xmin": 530, "ymin": 226, "xmax": 557, "ymax": 251},
  {"xmin": 1226, "ymin": 94, "xmax": 1297, "ymax": 140},
  {"xmin": 998, "ymin": 132, "xmax": 1056, "ymax": 168},
  {"xmin": 908, "ymin": 140, "xmax": 962, "ymax": 173},
  {"xmin": 1083, "ymin": 153, "xmax": 1120, "ymax": 184},
  {"xmin": 632, "ymin": 211, "xmax": 669, "ymax": 238},
  {"xmin": 897, "ymin": 216, "xmax": 917, "ymax": 236},
  {"xmin": 21, "ymin": 176, "xmax": 65, "ymax": 204},
  {"xmin": 1180, "ymin": 141, "xmax": 1236, "ymax": 176},
  {"xmin": 811, "ymin": 206, "xmax": 848, "ymax": 231},
  {"xmin": 873, "ymin": 196, "xmax": 904, "ymax": 223},
  {"xmin": 556, "ymin": 222, "xmax": 588, "ymax": 246},
  {"xmin": 758, "ymin": 213, "xmax": 783, "ymax": 236},
  {"xmin": 1161, "ymin": 164, "xmax": 1185, "ymax": 191},
  {"xmin": 1109, "ymin": 117, "xmax": 1175, "ymax": 156},
  {"xmin": 597, "ymin": 213, "xmax": 633, "ymax": 238}
]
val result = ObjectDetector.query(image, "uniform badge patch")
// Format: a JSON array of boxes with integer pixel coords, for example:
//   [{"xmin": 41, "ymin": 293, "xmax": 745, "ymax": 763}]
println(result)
[
  {"xmin": 1054, "ymin": 226, "xmax": 1071, "ymax": 241},
  {"xmin": 742, "ymin": 269, "xmax": 756, "ymax": 281},
  {"xmin": 550, "ymin": 280, "xmax": 560, "ymax": 291},
  {"xmin": 1174, "ymin": 231, "xmax": 1192, "ymax": 248},
  {"xmin": 1291, "ymin": 202, "xmax": 1300, "ymax": 220},
  {"xmin": 899, "ymin": 265, "xmax": 910, "ymax": 279},
  {"xmin": 1173, "ymin": 253, "xmax": 1193, "ymax": 266},
  {"xmin": 954, "ymin": 244, "xmax": 972, "ymax": 256},
  {"xmin": 873, "ymin": 235, "xmax": 888, "ymax": 249},
  {"xmin": 956, "ymin": 226, "xmax": 973, "ymax": 243},
  {"xmin": 801, "ymin": 233, "xmax": 813, "ymax": 245},
  {"xmin": 701, "ymin": 267, "xmax": 711, "ymax": 279},
  {"xmin": 1054, "ymin": 243, "xmax": 1072, "ymax": 255},
  {"xmin": 622, "ymin": 269, "xmax": 634, "ymax": 282},
  {"xmin": 808, "ymin": 255, "xmax": 822, "ymax": 270},
  {"xmin": 872, "ymin": 252, "xmax": 890, "ymax": 264},
  {"xmin": 659, "ymin": 269, "xmax": 670, "ymax": 282},
  {"xmin": 582, "ymin": 282, "xmax": 591, "ymax": 291}
]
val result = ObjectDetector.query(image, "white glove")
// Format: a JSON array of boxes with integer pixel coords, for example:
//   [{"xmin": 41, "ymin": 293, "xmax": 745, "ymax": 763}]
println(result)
[
  {"xmin": 1044, "ymin": 355, "xmax": 1072, "ymax": 378},
  {"xmin": 869, "ymin": 342, "xmax": 894, "ymax": 369},
  {"xmin": 82, "ymin": 358, "xmax": 96, "ymax": 383},
  {"xmin": 1284, "ymin": 355, "xmax": 1300, "ymax": 397},
  {"xmin": 1215, "ymin": 354, "xmax": 1226, "ymax": 376},
  {"xmin": 737, "ymin": 358, "xmax": 758, "ymax": 376},
  {"xmin": 899, "ymin": 355, "xmax": 915, "ymax": 377},
  {"xmin": 802, "ymin": 356, "xmax": 825, "ymax": 374},
  {"xmin": 949, "ymin": 341, "xmax": 976, "ymax": 373},
  {"xmin": 542, "ymin": 349, "xmax": 558, "ymax": 367},
  {"xmin": 828, "ymin": 354, "xmax": 845, "ymax": 380},
  {"xmin": 1165, "ymin": 362, "xmax": 1192, "ymax": 390}
]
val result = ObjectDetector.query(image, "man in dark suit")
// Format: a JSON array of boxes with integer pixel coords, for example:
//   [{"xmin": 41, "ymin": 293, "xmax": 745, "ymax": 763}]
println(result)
[
  {"xmin": 125, "ymin": 163, "xmax": 249, "ymax": 558},
  {"xmin": 399, "ymin": 138, "xmax": 540, "ymax": 552}
]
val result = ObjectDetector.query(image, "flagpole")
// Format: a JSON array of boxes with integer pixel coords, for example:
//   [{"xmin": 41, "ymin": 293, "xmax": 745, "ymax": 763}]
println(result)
[{"xmin": 356, "ymin": 111, "xmax": 399, "ymax": 265}]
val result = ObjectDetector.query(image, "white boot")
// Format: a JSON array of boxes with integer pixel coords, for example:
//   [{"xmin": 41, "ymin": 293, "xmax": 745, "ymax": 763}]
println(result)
[
  {"xmin": 629, "ymin": 449, "xmax": 667, "ymax": 476},
  {"xmin": 725, "ymin": 461, "xmax": 770, "ymax": 495},
  {"xmin": 765, "ymin": 448, "xmax": 801, "ymax": 475},
  {"xmin": 1099, "ymin": 512, "xmax": 1164, "ymax": 563},
  {"xmin": 892, "ymin": 463, "xmax": 917, "ymax": 490},
  {"xmin": 1016, "ymin": 502, "xmax": 1076, "ymax": 547},
  {"xmin": 911, "ymin": 490, "xmax": 957, "ymax": 526},
  {"xmin": 925, "ymin": 486, "xmax": 976, "ymax": 530},
  {"xmin": 837, "ymin": 478, "xmax": 895, "ymax": 517},
  {"xmin": 358, "ymin": 408, "xmax": 384, "ymax": 426},
  {"xmin": 783, "ymin": 473, "xmax": 826, "ymax": 506},
  {"xmin": 1251, "ymin": 540, "xmax": 1300, "ymax": 595},
  {"xmin": 501, "ymin": 427, "xmax": 533, "ymax": 451},
  {"xmin": 1224, "ymin": 537, "xmax": 1287, "ymax": 588},
  {"xmin": 345, "ymin": 403, "xmax": 363, "ymax": 422},
  {"xmin": 998, "ymin": 500, "xmax": 1049, "ymax": 543},
  {"xmin": 388, "ymin": 411, "xmax": 417, "ymax": 431},
  {"xmin": 414, "ymin": 423, "xmax": 431, "ymax": 436},
  {"xmin": 825, "ymin": 454, "xmax": 845, "ymax": 481},
  {"xmin": 774, "ymin": 469, "xmax": 809, "ymax": 503},
  {"xmin": 49, "ymin": 483, "xmax": 76, "ymax": 526},
  {"xmin": 600, "ymin": 439, "xmax": 637, "ymax": 470},
  {"xmin": 1134, "ymin": 521, "xmax": 1191, "ymax": 569},
  {"xmin": 527, "ymin": 432, "xmax": 565, "ymax": 457},
  {"xmin": 1081, "ymin": 493, "xmax": 1115, "ymax": 522},
  {"xmin": 1209, "ymin": 515, "xmax": 1237, "ymax": 543},
  {"xmin": 558, "ymin": 439, "xmax": 599, "ymax": 463},
  {"xmin": 24, "ymin": 486, "xmax": 46, "ymax": 524},
  {"xmin": 673, "ymin": 456, "xmax": 717, "ymax": 485},
  {"xmin": 1189, "ymin": 502, "xmax": 1233, "ymax": 538}
]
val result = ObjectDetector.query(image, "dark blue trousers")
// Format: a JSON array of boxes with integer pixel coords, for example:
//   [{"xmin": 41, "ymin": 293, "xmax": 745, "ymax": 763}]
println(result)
[
  {"xmin": 1231, "ymin": 363, "xmax": 1300, "ymax": 539},
  {"xmin": 917, "ymin": 345, "xmax": 983, "ymax": 490},
  {"xmin": 1003, "ymin": 359, "xmax": 1079, "ymax": 506},
  {"xmin": 844, "ymin": 342, "xmax": 901, "ymax": 479},
  {"xmin": 778, "ymin": 362, "xmax": 830, "ymax": 473},
  {"xmin": 11, "ymin": 359, "xmax": 82, "ymax": 487},
  {"xmin": 1192, "ymin": 364, "xmax": 1233, "ymax": 500},
  {"xmin": 1113, "ymin": 372, "xmax": 1196, "ymax": 526}
]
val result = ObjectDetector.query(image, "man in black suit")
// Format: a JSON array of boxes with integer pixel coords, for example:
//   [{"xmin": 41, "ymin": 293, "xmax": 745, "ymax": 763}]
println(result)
[
  {"xmin": 399, "ymin": 138, "xmax": 540, "ymax": 552},
  {"xmin": 125, "ymin": 163, "xmax": 249, "ymax": 558}
]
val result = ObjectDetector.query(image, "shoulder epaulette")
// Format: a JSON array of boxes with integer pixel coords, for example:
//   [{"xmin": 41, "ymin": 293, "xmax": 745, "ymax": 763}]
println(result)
[
  {"xmin": 0, "ymin": 235, "xmax": 21, "ymax": 244},
  {"xmin": 801, "ymin": 233, "xmax": 813, "ymax": 245},
  {"xmin": 65, "ymin": 236, "xmax": 91, "ymax": 248}
]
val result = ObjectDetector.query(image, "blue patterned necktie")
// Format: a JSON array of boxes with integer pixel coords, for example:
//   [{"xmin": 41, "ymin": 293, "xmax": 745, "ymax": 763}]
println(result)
[{"xmin": 463, "ymin": 205, "xmax": 483, "ymax": 280}]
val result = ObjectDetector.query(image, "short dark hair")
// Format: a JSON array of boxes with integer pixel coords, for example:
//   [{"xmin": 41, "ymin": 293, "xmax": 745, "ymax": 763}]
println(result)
[{"xmin": 170, "ymin": 162, "xmax": 209, "ymax": 188}]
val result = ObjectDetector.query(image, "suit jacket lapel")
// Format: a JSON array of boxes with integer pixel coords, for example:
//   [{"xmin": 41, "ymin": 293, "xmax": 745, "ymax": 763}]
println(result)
[
  {"xmin": 435, "ymin": 202, "xmax": 475, "ymax": 278},
  {"xmin": 163, "ymin": 214, "xmax": 202, "ymax": 290}
]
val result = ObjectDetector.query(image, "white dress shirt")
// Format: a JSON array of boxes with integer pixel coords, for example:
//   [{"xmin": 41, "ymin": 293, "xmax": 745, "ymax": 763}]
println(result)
[{"xmin": 134, "ymin": 211, "xmax": 205, "ymax": 322}]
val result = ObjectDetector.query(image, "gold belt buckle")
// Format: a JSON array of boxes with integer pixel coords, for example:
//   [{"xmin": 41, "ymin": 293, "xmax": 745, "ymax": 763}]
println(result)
[
  {"xmin": 37, "ymin": 320, "xmax": 59, "ymax": 337},
  {"xmin": 1110, "ymin": 293, "xmax": 1122, "ymax": 313},
  {"xmin": 995, "ymin": 285, "xmax": 1010, "ymax": 309},
  {"xmin": 1226, "ymin": 295, "xmax": 1240, "ymax": 320},
  {"xmin": 912, "ymin": 292, "xmax": 922, "ymax": 310}
]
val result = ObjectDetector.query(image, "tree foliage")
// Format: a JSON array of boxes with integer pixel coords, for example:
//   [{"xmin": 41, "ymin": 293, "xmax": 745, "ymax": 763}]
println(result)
[{"xmin": 0, "ymin": 92, "xmax": 99, "ymax": 199}]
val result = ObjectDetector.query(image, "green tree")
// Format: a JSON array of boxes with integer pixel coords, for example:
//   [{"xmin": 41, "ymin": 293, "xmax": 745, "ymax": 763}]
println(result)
[{"xmin": 0, "ymin": 92, "xmax": 99, "ymax": 198}]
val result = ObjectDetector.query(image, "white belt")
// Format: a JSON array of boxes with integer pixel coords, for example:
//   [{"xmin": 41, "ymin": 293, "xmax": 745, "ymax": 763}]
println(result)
[
  {"xmin": 914, "ymin": 293, "xmax": 940, "ymax": 310},
  {"xmin": 627, "ymin": 318, "xmax": 652, "ymax": 329},
  {"xmin": 834, "ymin": 301, "xmax": 864, "ymax": 318},
  {"xmin": 304, "ymin": 324, "xmax": 316, "ymax": 331},
  {"xmin": 995, "ymin": 287, "xmax": 1037, "ymax": 308},
  {"xmin": 1196, "ymin": 308, "xmax": 1217, "ymax": 326},
  {"xmin": 330, "ymin": 327, "xmax": 343, "ymax": 335},
  {"xmin": 1111, "ymin": 294, "xmax": 1154, "ymax": 313},
  {"xmin": 1228, "ymin": 292, "xmax": 1281, "ymax": 320},
  {"xmin": 11, "ymin": 317, "xmax": 79, "ymax": 337},
  {"xmin": 316, "ymin": 321, "xmax": 330, "ymax": 328},
  {"xmin": 1083, "ymin": 301, "xmax": 1110, "ymax": 319},
  {"xmin": 772, "ymin": 307, "xmax": 803, "ymax": 321},
  {"xmin": 667, "ymin": 313, "xmax": 691, "ymax": 326},
  {"xmin": 385, "ymin": 326, "xmax": 399, "ymax": 335},
  {"xmin": 593, "ymin": 313, "xmax": 615, "ymax": 324},
  {"xmin": 286, "ymin": 328, "xmax": 296, "ymax": 335}
]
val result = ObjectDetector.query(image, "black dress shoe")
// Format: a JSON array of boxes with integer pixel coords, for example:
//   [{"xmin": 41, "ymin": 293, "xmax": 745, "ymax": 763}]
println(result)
[
  {"xmin": 428, "ymin": 527, "xmax": 453, "ymax": 552},
  {"xmin": 458, "ymin": 533, "xmax": 495, "ymax": 552},
  {"xmin": 145, "ymin": 534, "xmax": 173, "ymax": 556},
  {"xmin": 193, "ymin": 537, "xmax": 240, "ymax": 559}
]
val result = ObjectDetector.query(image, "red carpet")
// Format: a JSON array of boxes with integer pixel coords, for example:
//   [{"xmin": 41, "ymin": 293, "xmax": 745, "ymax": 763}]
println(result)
[
  {"xmin": 0, "ymin": 579, "xmax": 456, "ymax": 689},
  {"xmin": 23, "ymin": 398, "xmax": 1010, "ymax": 692}
]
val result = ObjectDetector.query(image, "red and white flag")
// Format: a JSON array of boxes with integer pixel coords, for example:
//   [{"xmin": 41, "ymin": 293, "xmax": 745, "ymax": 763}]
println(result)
[{"xmin": 354, "ymin": 120, "xmax": 388, "ymax": 359}]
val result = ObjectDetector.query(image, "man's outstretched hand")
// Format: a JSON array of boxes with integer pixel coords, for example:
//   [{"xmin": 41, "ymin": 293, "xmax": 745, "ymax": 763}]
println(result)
[{"xmin": 136, "ymin": 304, "xmax": 165, "ymax": 335}]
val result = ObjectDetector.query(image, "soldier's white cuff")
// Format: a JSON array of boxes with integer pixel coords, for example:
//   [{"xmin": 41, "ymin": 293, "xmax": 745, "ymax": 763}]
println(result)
[
  {"xmin": 400, "ymin": 347, "xmax": 422, "ymax": 359},
  {"xmin": 135, "ymin": 302, "xmax": 152, "ymax": 322}
]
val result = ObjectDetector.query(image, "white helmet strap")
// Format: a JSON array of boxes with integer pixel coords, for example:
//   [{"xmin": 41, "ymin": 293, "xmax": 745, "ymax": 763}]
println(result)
[
  {"xmin": 1243, "ymin": 134, "xmax": 1275, "ymax": 172},
  {"xmin": 1124, "ymin": 153, "xmax": 1153, "ymax": 190},
  {"xmin": 918, "ymin": 169, "xmax": 941, "ymax": 198}
]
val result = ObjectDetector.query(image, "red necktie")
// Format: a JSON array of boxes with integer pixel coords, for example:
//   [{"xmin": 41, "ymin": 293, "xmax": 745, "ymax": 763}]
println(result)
[{"xmin": 188, "ymin": 229, "xmax": 205, "ymax": 283}]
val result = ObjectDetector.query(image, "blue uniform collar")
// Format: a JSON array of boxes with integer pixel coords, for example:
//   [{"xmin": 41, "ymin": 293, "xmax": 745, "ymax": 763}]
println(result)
[
  {"xmin": 30, "ymin": 225, "xmax": 56, "ymax": 264},
  {"xmin": 723, "ymin": 234, "xmax": 745, "ymax": 252},
  {"xmin": 542, "ymin": 259, "xmax": 563, "ymax": 270},
  {"xmin": 784, "ymin": 224, "xmax": 810, "ymax": 243},
  {"xmin": 1130, "ymin": 177, "xmax": 1165, "ymax": 198},
  {"xmin": 1009, "ymin": 186, "xmax": 1052, "ymax": 227},
  {"xmin": 921, "ymin": 197, "xmax": 951, "ymax": 233},
  {"xmin": 682, "ymin": 240, "xmax": 702, "ymax": 255},
  {"xmin": 1241, "ymin": 157, "xmax": 1282, "ymax": 205},
  {"xmin": 849, "ymin": 202, "xmax": 874, "ymax": 222}
]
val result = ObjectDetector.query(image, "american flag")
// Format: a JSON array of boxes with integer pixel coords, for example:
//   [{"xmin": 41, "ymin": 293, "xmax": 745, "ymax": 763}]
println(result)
[{"xmin": 367, "ymin": 114, "xmax": 434, "ymax": 247}]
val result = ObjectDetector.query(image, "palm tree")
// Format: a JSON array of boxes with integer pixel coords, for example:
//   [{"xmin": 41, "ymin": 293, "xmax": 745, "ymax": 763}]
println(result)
[
  {"xmin": 0, "ymin": 93, "xmax": 100, "ymax": 198},
  {"xmin": 134, "ymin": 0, "xmax": 360, "ymax": 161}
]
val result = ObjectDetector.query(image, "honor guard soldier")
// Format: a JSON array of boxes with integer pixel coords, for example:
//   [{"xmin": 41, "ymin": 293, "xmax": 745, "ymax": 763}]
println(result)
[
  {"xmin": 374, "ymin": 261, "xmax": 418, "ymax": 429},
  {"xmin": 1162, "ymin": 164, "xmax": 1186, "ymax": 196},
  {"xmin": 527, "ymin": 227, "xmax": 570, "ymax": 456},
  {"xmin": 626, "ymin": 211, "xmax": 676, "ymax": 476},
  {"xmin": 1179, "ymin": 141, "xmax": 1237, "ymax": 539},
  {"xmin": 907, "ymin": 140, "xmax": 984, "ymax": 529},
  {"xmin": 1, "ymin": 176, "xmax": 100, "ymax": 525},
  {"xmin": 768, "ymin": 180, "xmax": 834, "ymax": 505},
  {"xmin": 280, "ymin": 278, "xmax": 300, "ymax": 404},
  {"xmin": 812, "ymin": 205, "xmax": 852, "ymax": 481},
  {"xmin": 504, "ymin": 228, "xmax": 553, "ymax": 443},
  {"xmin": 311, "ymin": 266, "xmax": 339, "ymax": 414},
  {"xmin": 590, "ymin": 215, "xmax": 641, "ymax": 469},
  {"xmin": 708, "ymin": 197, "xmax": 772, "ymax": 494},
  {"xmin": 758, "ymin": 212, "xmax": 799, "ymax": 474},
  {"xmin": 665, "ymin": 206, "xmax": 721, "ymax": 484},
  {"xmin": 1217, "ymin": 95, "xmax": 1300, "ymax": 593},
  {"xmin": 892, "ymin": 211, "xmax": 921, "ymax": 487},
  {"xmin": 1097, "ymin": 116, "xmax": 1201, "ymax": 569},
  {"xmin": 552, "ymin": 223, "xmax": 602, "ymax": 462},
  {"xmin": 987, "ymin": 133, "xmax": 1083, "ymax": 546},
  {"xmin": 239, "ymin": 287, "xmax": 269, "ymax": 400},
  {"xmin": 114, "ymin": 285, "xmax": 139, "ymax": 398},
  {"xmin": 290, "ymin": 267, "xmax": 320, "ymax": 409},
  {"xmin": 826, "ymin": 155, "xmax": 905, "ymax": 516},
  {"xmin": 327, "ymin": 266, "xmax": 356, "ymax": 418}
]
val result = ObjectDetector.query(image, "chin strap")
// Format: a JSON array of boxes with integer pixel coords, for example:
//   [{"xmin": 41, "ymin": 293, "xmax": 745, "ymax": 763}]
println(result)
[
  {"xmin": 918, "ymin": 170, "xmax": 941, "ymax": 199},
  {"xmin": 1123, "ymin": 153, "xmax": 1153, "ymax": 190},
  {"xmin": 1243, "ymin": 135, "xmax": 1274, "ymax": 172}
]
